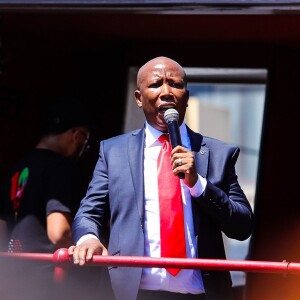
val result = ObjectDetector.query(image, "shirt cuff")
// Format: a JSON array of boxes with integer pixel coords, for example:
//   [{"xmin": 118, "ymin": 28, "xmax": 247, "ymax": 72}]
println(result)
[
  {"xmin": 76, "ymin": 234, "xmax": 99, "ymax": 246},
  {"xmin": 188, "ymin": 174, "xmax": 207, "ymax": 197}
]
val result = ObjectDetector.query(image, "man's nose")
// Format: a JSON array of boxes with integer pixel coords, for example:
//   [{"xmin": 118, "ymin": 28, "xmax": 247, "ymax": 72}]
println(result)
[{"xmin": 161, "ymin": 83, "xmax": 172, "ymax": 96}]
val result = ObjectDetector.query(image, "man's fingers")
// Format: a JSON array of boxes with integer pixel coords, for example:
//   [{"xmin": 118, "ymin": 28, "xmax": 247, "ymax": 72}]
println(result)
[
  {"xmin": 69, "ymin": 239, "xmax": 107, "ymax": 266},
  {"xmin": 72, "ymin": 247, "xmax": 80, "ymax": 264},
  {"xmin": 68, "ymin": 245, "xmax": 76, "ymax": 255},
  {"xmin": 102, "ymin": 247, "xmax": 109, "ymax": 256},
  {"xmin": 78, "ymin": 247, "xmax": 89, "ymax": 265},
  {"xmin": 86, "ymin": 249, "xmax": 94, "ymax": 260},
  {"xmin": 71, "ymin": 245, "xmax": 88, "ymax": 265}
]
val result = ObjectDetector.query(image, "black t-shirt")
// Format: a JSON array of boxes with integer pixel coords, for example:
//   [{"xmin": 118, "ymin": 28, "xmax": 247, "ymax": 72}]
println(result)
[{"xmin": 0, "ymin": 149, "xmax": 82, "ymax": 253}]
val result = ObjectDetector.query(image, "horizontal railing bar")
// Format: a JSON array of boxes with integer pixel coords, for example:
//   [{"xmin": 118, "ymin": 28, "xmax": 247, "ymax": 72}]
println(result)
[{"xmin": 2, "ymin": 248, "xmax": 300, "ymax": 275}]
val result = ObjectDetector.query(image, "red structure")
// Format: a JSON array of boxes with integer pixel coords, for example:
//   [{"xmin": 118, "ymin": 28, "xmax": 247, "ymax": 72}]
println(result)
[{"xmin": 1, "ymin": 248, "xmax": 300, "ymax": 283}]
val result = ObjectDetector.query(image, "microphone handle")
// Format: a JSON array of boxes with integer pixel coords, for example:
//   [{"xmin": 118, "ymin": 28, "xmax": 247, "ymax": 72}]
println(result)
[{"xmin": 167, "ymin": 121, "xmax": 185, "ymax": 179}]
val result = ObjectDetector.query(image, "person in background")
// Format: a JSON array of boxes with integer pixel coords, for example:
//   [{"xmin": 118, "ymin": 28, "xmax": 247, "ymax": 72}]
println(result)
[
  {"xmin": 0, "ymin": 99, "xmax": 90, "ymax": 253},
  {"xmin": 68, "ymin": 56, "xmax": 254, "ymax": 300},
  {"xmin": 0, "ymin": 98, "xmax": 92, "ymax": 299}
]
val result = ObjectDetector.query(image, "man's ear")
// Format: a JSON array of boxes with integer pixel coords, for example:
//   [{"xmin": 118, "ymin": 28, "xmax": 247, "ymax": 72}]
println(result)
[
  {"xmin": 72, "ymin": 129, "xmax": 80, "ymax": 143},
  {"xmin": 134, "ymin": 90, "xmax": 143, "ymax": 108}
]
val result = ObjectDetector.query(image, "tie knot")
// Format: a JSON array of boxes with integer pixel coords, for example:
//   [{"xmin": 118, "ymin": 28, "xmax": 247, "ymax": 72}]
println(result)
[{"xmin": 158, "ymin": 134, "xmax": 169, "ymax": 143}]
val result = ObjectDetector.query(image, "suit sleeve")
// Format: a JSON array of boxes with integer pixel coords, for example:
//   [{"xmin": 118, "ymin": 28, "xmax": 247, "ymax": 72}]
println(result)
[
  {"xmin": 72, "ymin": 140, "xmax": 110, "ymax": 244},
  {"xmin": 194, "ymin": 146, "xmax": 254, "ymax": 241}
]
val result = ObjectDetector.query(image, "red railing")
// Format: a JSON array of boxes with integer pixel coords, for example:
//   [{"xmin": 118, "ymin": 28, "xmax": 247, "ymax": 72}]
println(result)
[{"xmin": 1, "ymin": 248, "xmax": 300, "ymax": 283}]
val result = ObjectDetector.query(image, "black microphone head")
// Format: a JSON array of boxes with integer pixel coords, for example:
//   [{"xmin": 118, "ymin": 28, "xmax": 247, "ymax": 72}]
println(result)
[{"xmin": 164, "ymin": 108, "xmax": 179, "ymax": 124}]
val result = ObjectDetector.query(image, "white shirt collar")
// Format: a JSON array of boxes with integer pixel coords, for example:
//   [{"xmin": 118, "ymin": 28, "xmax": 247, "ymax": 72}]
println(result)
[{"xmin": 144, "ymin": 121, "xmax": 189, "ymax": 149}]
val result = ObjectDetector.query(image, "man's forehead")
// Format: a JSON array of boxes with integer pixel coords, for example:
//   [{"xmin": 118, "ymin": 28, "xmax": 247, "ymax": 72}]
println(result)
[
  {"xmin": 149, "ymin": 65, "xmax": 183, "ymax": 77},
  {"xmin": 137, "ymin": 58, "xmax": 185, "ymax": 85},
  {"xmin": 148, "ymin": 61, "xmax": 181, "ymax": 72},
  {"xmin": 153, "ymin": 63, "xmax": 165, "ymax": 69},
  {"xmin": 150, "ymin": 60, "xmax": 178, "ymax": 69}
]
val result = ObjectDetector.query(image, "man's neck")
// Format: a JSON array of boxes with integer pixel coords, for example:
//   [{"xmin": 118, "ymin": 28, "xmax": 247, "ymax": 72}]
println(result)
[{"xmin": 36, "ymin": 134, "xmax": 67, "ymax": 157}]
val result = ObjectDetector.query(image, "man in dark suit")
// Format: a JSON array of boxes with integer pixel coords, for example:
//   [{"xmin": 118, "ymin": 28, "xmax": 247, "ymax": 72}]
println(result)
[{"xmin": 69, "ymin": 56, "xmax": 254, "ymax": 300}]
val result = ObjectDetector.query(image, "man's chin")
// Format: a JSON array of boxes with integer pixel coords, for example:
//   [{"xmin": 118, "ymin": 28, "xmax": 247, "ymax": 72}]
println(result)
[{"xmin": 156, "ymin": 122, "xmax": 168, "ymax": 133}]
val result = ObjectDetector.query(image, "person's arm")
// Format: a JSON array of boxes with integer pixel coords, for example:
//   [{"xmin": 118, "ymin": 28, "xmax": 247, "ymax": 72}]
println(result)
[
  {"xmin": 194, "ymin": 146, "xmax": 254, "ymax": 240},
  {"xmin": 45, "ymin": 159, "xmax": 80, "ymax": 249},
  {"xmin": 69, "ymin": 140, "xmax": 111, "ymax": 265},
  {"xmin": 171, "ymin": 143, "xmax": 254, "ymax": 241},
  {"xmin": 47, "ymin": 212, "xmax": 72, "ymax": 249}
]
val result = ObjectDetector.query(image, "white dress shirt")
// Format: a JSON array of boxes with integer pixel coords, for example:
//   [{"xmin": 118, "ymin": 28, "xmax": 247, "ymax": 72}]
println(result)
[{"xmin": 139, "ymin": 122, "xmax": 206, "ymax": 294}]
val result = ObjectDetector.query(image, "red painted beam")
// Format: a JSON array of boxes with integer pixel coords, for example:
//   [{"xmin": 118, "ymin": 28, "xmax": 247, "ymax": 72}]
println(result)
[{"xmin": 2, "ymin": 248, "xmax": 300, "ymax": 281}]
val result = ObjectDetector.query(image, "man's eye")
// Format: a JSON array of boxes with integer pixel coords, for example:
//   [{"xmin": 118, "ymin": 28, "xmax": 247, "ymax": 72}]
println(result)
[
  {"xmin": 149, "ymin": 82, "xmax": 161, "ymax": 88},
  {"xmin": 171, "ymin": 82, "xmax": 183, "ymax": 88}
]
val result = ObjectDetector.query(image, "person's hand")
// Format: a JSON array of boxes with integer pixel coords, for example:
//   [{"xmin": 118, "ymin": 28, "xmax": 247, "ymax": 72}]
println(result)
[
  {"xmin": 171, "ymin": 146, "xmax": 198, "ymax": 188},
  {"xmin": 68, "ymin": 238, "xmax": 108, "ymax": 266}
]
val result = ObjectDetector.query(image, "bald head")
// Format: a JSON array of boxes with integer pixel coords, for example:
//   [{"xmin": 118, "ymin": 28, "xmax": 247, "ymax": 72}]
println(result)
[
  {"xmin": 134, "ymin": 56, "xmax": 189, "ymax": 132},
  {"xmin": 137, "ymin": 56, "xmax": 187, "ymax": 89}
]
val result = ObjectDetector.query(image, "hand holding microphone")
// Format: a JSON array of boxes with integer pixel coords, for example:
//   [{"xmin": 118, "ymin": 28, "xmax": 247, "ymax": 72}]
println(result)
[{"xmin": 163, "ymin": 108, "xmax": 185, "ymax": 179}]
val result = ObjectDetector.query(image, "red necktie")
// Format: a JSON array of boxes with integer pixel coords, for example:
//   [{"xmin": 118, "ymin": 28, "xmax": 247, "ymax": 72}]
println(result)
[{"xmin": 157, "ymin": 134, "xmax": 186, "ymax": 276}]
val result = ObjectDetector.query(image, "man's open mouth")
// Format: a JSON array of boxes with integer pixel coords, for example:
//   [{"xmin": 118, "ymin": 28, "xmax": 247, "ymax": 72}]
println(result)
[{"xmin": 158, "ymin": 106, "xmax": 176, "ymax": 115}]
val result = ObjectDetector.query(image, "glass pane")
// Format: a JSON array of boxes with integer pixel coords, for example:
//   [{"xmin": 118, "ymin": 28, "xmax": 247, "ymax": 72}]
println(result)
[{"xmin": 186, "ymin": 82, "xmax": 266, "ymax": 287}]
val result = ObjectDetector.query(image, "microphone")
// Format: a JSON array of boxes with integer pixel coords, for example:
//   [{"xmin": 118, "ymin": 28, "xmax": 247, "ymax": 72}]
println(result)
[{"xmin": 164, "ymin": 108, "xmax": 185, "ymax": 179}]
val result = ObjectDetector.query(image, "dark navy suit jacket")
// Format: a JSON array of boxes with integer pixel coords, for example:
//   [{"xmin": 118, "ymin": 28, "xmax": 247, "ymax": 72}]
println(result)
[{"xmin": 72, "ymin": 125, "xmax": 254, "ymax": 300}]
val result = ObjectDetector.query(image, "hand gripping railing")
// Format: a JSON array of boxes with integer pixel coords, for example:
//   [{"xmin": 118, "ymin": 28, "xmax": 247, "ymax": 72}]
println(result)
[{"xmin": 1, "ymin": 248, "xmax": 300, "ymax": 283}]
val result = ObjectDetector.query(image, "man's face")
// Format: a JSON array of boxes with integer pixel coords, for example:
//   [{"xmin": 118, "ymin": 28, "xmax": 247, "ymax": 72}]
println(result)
[{"xmin": 135, "ymin": 58, "xmax": 189, "ymax": 132}]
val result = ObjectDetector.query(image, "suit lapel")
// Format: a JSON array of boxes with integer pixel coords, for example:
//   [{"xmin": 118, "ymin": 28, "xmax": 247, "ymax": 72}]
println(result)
[
  {"xmin": 186, "ymin": 126, "xmax": 209, "ymax": 237},
  {"xmin": 128, "ymin": 128, "xmax": 145, "ymax": 223},
  {"xmin": 187, "ymin": 126, "xmax": 209, "ymax": 179}
]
